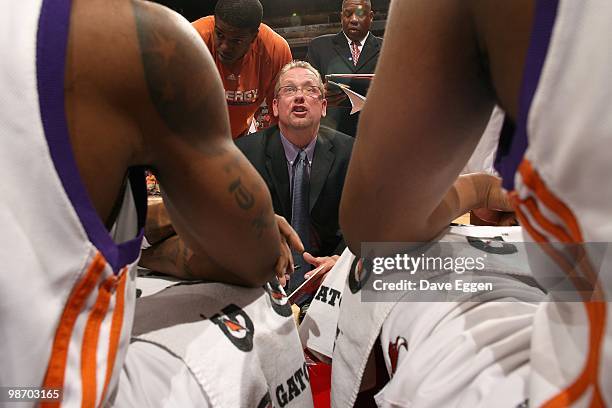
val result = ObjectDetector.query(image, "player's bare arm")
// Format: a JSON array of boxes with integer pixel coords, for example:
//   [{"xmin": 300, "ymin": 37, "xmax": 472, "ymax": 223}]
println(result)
[
  {"xmin": 340, "ymin": 0, "xmax": 531, "ymax": 254},
  {"xmin": 139, "ymin": 234, "xmax": 254, "ymax": 283},
  {"xmin": 144, "ymin": 197, "xmax": 176, "ymax": 245},
  {"xmin": 141, "ymin": 195, "xmax": 303, "ymax": 282},
  {"xmin": 130, "ymin": 0, "xmax": 281, "ymax": 286}
]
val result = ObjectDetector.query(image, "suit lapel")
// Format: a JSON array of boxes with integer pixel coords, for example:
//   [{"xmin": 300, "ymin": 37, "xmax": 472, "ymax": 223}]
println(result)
[
  {"xmin": 332, "ymin": 32, "xmax": 355, "ymax": 72},
  {"xmin": 264, "ymin": 130, "xmax": 291, "ymax": 216},
  {"xmin": 309, "ymin": 133, "xmax": 335, "ymax": 212},
  {"xmin": 355, "ymin": 33, "xmax": 380, "ymax": 71}
]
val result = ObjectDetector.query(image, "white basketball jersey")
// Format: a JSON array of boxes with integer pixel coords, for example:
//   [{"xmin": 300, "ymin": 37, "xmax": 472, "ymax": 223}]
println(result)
[
  {"xmin": 0, "ymin": 1, "xmax": 146, "ymax": 407},
  {"xmin": 497, "ymin": 0, "xmax": 612, "ymax": 405}
]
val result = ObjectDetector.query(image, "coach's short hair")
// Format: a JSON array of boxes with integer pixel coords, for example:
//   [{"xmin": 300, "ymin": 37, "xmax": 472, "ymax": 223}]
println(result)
[
  {"xmin": 214, "ymin": 0, "xmax": 263, "ymax": 31},
  {"xmin": 274, "ymin": 60, "xmax": 325, "ymax": 98}
]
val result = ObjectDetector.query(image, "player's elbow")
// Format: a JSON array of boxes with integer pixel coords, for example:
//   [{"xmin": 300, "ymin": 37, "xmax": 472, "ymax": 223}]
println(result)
[
  {"xmin": 235, "ymin": 244, "xmax": 280, "ymax": 288},
  {"xmin": 242, "ymin": 262, "xmax": 278, "ymax": 288},
  {"xmin": 340, "ymin": 223, "xmax": 386, "ymax": 259}
]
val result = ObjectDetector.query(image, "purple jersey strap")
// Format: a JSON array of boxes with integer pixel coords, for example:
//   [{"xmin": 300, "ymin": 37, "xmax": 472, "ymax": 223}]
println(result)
[
  {"xmin": 37, "ymin": 0, "xmax": 146, "ymax": 273},
  {"xmin": 494, "ymin": 0, "xmax": 560, "ymax": 190}
]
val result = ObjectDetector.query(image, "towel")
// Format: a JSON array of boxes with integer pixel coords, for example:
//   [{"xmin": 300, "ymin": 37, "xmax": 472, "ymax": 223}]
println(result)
[
  {"xmin": 298, "ymin": 248, "xmax": 354, "ymax": 361},
  {"xmin": 132, "ymin": 277, "xmax": 313, "ymax": 408}
]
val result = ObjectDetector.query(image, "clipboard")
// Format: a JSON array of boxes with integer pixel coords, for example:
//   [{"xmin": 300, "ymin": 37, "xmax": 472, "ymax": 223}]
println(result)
[{"xmin": 288, "ymin": 264, "xmax": 327, "ymax": 304}]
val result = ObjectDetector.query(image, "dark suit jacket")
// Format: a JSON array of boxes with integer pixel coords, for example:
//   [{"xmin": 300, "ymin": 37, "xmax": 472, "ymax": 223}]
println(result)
[
  {"xmin": 235, "ymin": 125, "xmax": 354, "ymax": 257},
  {"xmin": 306, "ymin": 31, "xmax": 382, "ymax": 137}
]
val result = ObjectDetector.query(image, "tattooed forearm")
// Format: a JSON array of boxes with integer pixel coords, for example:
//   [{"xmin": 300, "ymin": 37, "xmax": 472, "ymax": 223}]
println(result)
[
  {"xmin": 229, "ymin": 177, "xmax": 255, "ymax": 210},
  {"xmin": 222, "ymin": 154, "xmax": 275, "ymax": 236},
  {"xmin": 222, "ymin": 154, "xmax": 242, "ymax": 174},
  {"xmin": 180, "ymin": 243, "xmax": 196, "ymax": 279},
  {"xmin": 252, "ymin": 210, "xmax": 274, "ymax": 239},
  {"xmin": 140, "ymin": 234, "xmax": 200, "ymax": 279},
  {"xmin": 225, "ymin": 162, "xmax": 274, "ymax": 237},
  {"xmin": 139, "ymin": 234, "xmax": 179, "ymax": 274}
]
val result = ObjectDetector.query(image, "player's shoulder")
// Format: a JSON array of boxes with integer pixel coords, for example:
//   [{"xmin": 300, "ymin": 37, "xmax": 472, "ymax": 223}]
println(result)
[
  {"xmin": 191, "ymin": 15, "xmax": 214, "ymax": 30},
  {"xmin": 258, "ymin": 23, "xmax": 283, "ymax": 40},
  {"xmin": 191, "ymin": 15, "xmax": 214, "ymax": 38},
  {"xmin": 257, "ymin": 23, "xmax": 290, "ymax": 55}
]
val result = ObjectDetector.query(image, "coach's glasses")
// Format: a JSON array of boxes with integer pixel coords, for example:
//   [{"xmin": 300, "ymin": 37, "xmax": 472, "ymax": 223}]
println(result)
[{"xmin": 277, "ymin": 85, "xmax": 323, "ymax": 98}]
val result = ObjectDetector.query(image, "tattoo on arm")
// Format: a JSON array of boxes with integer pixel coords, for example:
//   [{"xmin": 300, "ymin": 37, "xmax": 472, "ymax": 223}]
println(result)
[
  {"xmin": 132, "ymin": 3, "xmax": 275, "ymax": 244},
  {"xmin": 252, "ymin": 210, "xmax": 274, "ymax": 239},
  {"xmin": 227, "ymin": 167, "xmax": 273, "ymax": 237},
  {"xmin": 229, "ymin": 177, "xmax": 255, "ymax": 210},
  {"xmin": 131, "ymin": 1, "xmax": 227, "ymax": 157},
  {"xmin": 179, "ymin": 243, "xmax": 196, "ymax": 278},
  {"xmin": 147, "ymin": 235, "xmax": 196, "ymax": 279}
]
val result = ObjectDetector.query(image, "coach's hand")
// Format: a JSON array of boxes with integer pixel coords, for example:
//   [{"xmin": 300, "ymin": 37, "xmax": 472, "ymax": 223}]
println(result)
[{"xmin": 303, "ymin": 252, "xmax": 339, "ymax": 282}]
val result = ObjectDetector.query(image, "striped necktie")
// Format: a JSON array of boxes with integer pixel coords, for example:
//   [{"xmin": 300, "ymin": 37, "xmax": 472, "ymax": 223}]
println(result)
[
  {"xmin": 351, "ymin": 40, "xmax": 361, "ymax": 66},
  {"xmin": 289, "ymin": 150, "xmax": 310, "ymax": 291}
]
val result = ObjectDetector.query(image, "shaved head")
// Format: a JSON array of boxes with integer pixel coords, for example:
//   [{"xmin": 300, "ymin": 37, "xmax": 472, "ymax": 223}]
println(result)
[
  {"xmin": 341, "ymin": 0, "xmax": 374, "ymax": 42},
  {"xmin": 342, "ymin": 0, "xmax": 371, "ymax": 7}
]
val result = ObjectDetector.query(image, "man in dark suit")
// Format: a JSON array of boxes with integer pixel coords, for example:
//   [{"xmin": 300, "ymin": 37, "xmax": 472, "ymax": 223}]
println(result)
[
  {"xmin": 236, "ymin": 61, "xmax": 354, "ymax": 290},
  {"xmin": 306, "ymin": 0, "xmax": 382, "ymax": 137}
]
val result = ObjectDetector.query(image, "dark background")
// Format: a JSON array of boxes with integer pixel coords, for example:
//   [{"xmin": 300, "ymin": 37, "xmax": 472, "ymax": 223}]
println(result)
[
  {"xmin": 150, "ymin": 0, "xmax": 390, "ymax": 24},
  {"xmin": 150, "ymin": 0, "xmax": 390, "ymax": 59}
]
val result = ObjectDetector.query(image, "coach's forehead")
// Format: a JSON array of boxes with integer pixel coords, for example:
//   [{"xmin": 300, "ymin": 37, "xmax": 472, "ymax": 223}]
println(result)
[{"xmin": 280, "ymin": 68, "xmax": 319, "ymax": 85}]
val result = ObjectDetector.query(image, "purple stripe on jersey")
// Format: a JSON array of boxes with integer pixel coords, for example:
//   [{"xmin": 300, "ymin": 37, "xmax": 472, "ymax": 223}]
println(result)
[
  {"xmin": 37, "ymin": 0, "xmax": 146, "ymax": 273},
  {"xmin": 495, "ymin": 0, "xmax": 560, "ymax": 190}
]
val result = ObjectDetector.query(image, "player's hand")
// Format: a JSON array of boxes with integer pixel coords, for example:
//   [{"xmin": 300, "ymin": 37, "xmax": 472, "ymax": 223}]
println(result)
[
  {"xmin": 274, "ymin": 215, "xmax": 304, "ymax": 286},
  {"xmin": 471, "ymin": 208, "xmax": 518, "ymax": 226},
  {"xmin": 468, "ymin": 174, "xmax": 518, "ymax": 226},
  {"xmin": 481, "ymin": 176, "xmax": 513, "ymax": 212},
  {"xmin": 303, "ymin": 253, "xmax": 339, "ymax": 281},
  {"xmin": 461, "ymin": 173, "xmax": 513, "ymax": 213}
]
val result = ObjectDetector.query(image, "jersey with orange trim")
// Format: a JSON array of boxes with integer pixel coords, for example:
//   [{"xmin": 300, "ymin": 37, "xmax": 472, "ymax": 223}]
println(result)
[
  {"xmin": 0, "ymin": 1, "xmax": 146, "ymax": 406},
  {"xmin": 503, "ymin": 1, "xmax": 612, "ymax": 406},
  {"xmin": 330, "ymin": 226, "xmax": 545, "ymax": 407},
  {"xmin": 331, "ymin": 2, "xmax": 612, "ymax": 407},
  {"xmin": 192, "ymin": 16, "xmax": 292, "ymax": 139}
]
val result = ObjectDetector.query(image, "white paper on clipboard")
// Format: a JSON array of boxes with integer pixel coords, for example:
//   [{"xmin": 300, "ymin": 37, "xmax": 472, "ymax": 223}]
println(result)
[
  {"xmin": 325, "ymin": 73, "xmax": 375, "ymax": 80},
  {"xmin": 327, "ymin": 80, "xmax": 366, "ymax": 115}
]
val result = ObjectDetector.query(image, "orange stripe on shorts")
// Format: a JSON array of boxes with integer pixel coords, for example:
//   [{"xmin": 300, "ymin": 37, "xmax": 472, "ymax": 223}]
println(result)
[
  {"xmin": 513, "ymin": 161, "xmax": 606, "ymax": 408},
  {"xmin": 80, "ymin": 276, "xmax": 115, "ymax": 408},
  {"xmin": 41, "ymin": 253, "xmax": 107, "ymax": 408},
  {"xmin": 100, "ymin": 268, "xmax": 128, "ymax": 404}
]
